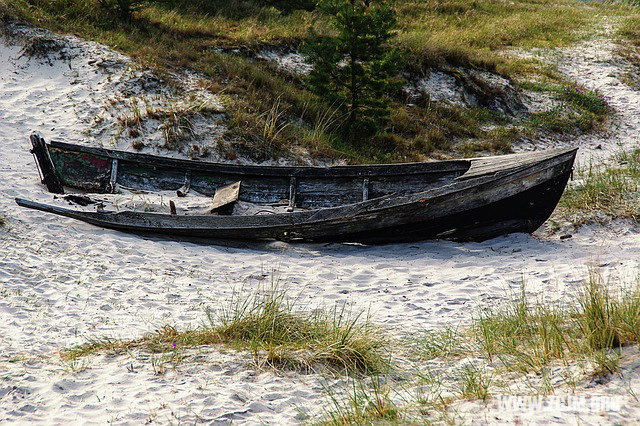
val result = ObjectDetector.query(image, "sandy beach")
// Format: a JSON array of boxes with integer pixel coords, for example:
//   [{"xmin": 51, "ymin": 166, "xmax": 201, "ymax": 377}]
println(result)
[{"xmin": 2, "ymin": 19, "xmax": 640, "ymax": 424}]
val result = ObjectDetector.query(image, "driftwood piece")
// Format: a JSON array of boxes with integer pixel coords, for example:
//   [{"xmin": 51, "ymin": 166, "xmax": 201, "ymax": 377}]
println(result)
[
  {"xmin": 170, "ymin": 200, "xmax": 177, "ymax": 215},
  {"xmin": 210, "ymin": 181, "xmax": 241, "ymax": 215}
]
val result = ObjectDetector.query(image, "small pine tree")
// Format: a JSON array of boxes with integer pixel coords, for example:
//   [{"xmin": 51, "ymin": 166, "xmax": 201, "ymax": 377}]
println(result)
[
  {"xmin": 303, "ymin": 0, "xmax": 402, "ymax": 140},
  {"xmin": 98, "ymin": 0, "xmax": 153, "ymax": 21}
]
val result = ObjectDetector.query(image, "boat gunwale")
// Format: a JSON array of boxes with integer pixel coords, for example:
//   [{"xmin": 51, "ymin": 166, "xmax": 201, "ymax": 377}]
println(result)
[{"xmin": 48, "ymin": 140, "xmax": 472, "ymax": 177}]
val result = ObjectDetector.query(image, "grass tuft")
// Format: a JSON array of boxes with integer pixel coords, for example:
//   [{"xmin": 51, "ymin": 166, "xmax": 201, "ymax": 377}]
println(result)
[
  {"xmin": 561, "ymin": 85, "xmax": 610, "ymax": 116},
  {"xmin": 319, "ymin": 373, "xmax": 400, "ymax": 425},
  {"xmin": 62, "ymin": 282, "xmax": 388, "ymax": 374},
  {"xmin": 578, "ymin": 271, "xmax": 640, "ymax": 351},
  {"xmin": 413, "ymin": 327, "xmax": 466, "ymax": 361},
  {"xmin": 472, "ymin": 284, "xmax": 570, "ymax": 372},
  {"xmin": 413, "ymin": 272, "xmax": 640, "ymax": 392},
  {"xmin": 117, "ymin": 97, "xmax": 222, "ymax": 151},
  {"xmin": 471, "ymin": 273, "xmax": 640, "ymax": 378},
  {"xmin": 459, "ymin": 364, "xmax": 492, "ymax": 402},
  {"xmin": 556, "ymin": 149, "xmax": 640, "ymax": 227},
  {"xmin": 526, "ymin": 84, "xmax": 611, "ymax": 135}
]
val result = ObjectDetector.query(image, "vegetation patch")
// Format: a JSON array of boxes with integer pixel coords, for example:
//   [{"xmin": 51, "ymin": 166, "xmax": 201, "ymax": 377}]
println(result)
[
  {"xmin": 59, "ymin": 270, "xmax": 640, "ymax": 423},
  {"xmin": 116, "ymin": 96, "xmax": 223, "ymax": 155},
  {"xmin": 320, "ymin": 374, "xmax": 400, "ymax": 425},
  {"xmin": 62, "ymin": 284, "xmax": 388, "ymax": 374},
  {"xmin": 1, "ymin": 0, "xmax": 632, "ymax": 162},
  {"xmin": 414, "ymin": 273, "xmax": 640, "ymax": 383},
  {"xmin": 555, "ymin": 149, "xmax": 640, "ymax": 228},
  {"xmin": 526, "ymin": 84, "xmax": 612, "ymax": 134},
  {"xmin": 316, "ymin": 273, "xmax": 640, "ymax": 424}
]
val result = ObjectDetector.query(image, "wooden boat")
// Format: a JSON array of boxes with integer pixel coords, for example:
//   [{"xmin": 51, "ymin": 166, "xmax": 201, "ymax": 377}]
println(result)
[{"xmin": 16, "ymin": 133, "xmax": 577, "ymax": 243}]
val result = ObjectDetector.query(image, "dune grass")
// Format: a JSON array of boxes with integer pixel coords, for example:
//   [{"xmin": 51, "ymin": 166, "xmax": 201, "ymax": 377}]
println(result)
[
  {"xmin": 319, "ymin": 373, "xmax": 400, "ymax": 425},
  {"xmin": 0, "ymin": 0, "xmax": 610, "ymax": 64},
  {"xmin": 556, "ymin": 149, "xmax": 640, "ymax": 227},
  {"xmin": 318, "ymin": 272, "xmax": 640, "ymax": 424},
  {"xmin": 1, "ymin": 0, "xmax": 632, "ymax": 162},
  {"xmin": 618, "ymin": 8, "xmax": 640, "ymax": 43},
  {"xmin": 62, "ymin": 284, "xmax": 388, "ymax": 374},
  {"xmin": 525, "ymin": 83, "xmax": 612, "ymax": 134},
  {"xmin": 415, "ymin": 272, "xmax": 640, "ymax": 384},
  {"xmin": 59, "ymin": 270, "xmax": 640, "ymax": 422},
  {"xmin": 396, "ymin": 0, "xmax": 605, "ymax": 72},
  {"xmin": 458, "ymin": 363, "xmax": 493, "ymax": 402}
]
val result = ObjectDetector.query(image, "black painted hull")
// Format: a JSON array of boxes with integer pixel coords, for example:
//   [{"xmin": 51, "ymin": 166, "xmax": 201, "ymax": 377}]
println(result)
[{"xmin": 335, "ymin": 168, "xmax": 572, "ymax": 243}]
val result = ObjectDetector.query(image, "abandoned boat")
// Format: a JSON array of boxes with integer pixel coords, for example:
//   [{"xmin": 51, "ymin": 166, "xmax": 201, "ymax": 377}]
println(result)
[{"xmin": 15, "ymin": 133, "xmax": 577, "ymax": 243}]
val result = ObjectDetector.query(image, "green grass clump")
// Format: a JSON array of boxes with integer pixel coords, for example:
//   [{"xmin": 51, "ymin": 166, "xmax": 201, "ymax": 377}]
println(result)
[
  {"xmin": 473, "ymin": 286, "xmax": 577, "ymax": 373},
  {"xmin": 413, "ymin": 327, "xmax": 466, "ymax": 361},
  {"xmin": 578, "ymin": 275, "xmax": 640, "ymax": 352},
  {"xmin": 557, "ymin": 150, "xmax": 640, "ymax": 226},
  {"xmin": 525, "ymin": 84, "xmax": 612, "ymax": 135},
  {"xmin": 0, "ymin": 214, "xmax": 5, "ymax": 227},
  {"xmin": 560, "ymin": 86, "xmax": 610, "ymax": 116},
  {"xmin": 319, "ymin": 374, "xmax": 400, "ymax": 425},
  {"xmin": 473, "ymin": 273, "xmax": 640, "ymax": 377},
  {"xmin": 411, "ymin": 273, "xmax": 640, "ymax": 394},
  {"xmin": 63, "ymin": 284, "xmax": 388, "ymax": 374},
  {"xmin": 618, "ymin": 10, "xmax": 640, "ymax": 42},
  {"xmin": 212, "ymin": 285, "xmax": 388, "ymax": 373},
  {"xmin": 459, "ymin": 364, "xmax": 492, "ymax": 402}
]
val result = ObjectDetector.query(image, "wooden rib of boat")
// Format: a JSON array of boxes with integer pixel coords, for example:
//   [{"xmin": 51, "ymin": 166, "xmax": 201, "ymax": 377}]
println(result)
[{"xmin": 16, "ymin": 133, "xmax": 577, "ymax": 243}]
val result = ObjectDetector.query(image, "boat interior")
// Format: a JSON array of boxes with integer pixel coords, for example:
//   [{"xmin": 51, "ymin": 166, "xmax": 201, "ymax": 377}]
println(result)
[
  {"xmin": 48, "ymin": 142, "xmax": 473, "ymax": 212},
  {"xmin": 37, "ymin": 137, "xmax": 572, "ymax": 217}
]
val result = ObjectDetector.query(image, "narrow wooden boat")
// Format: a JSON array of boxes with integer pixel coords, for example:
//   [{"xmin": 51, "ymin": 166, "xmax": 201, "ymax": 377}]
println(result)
[{"xmin": 16, "ymin": 133, "xmax": 577, "ymax": 243}]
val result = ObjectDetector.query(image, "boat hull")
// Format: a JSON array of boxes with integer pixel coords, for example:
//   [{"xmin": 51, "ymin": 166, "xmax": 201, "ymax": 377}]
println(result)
[
  {"xmin": 16, "ymin": 144, "xmax": 576, "ymax": 243},
  {"xmin": 334, "ymin": 167, "xmax": 572, "ymax": 243}
]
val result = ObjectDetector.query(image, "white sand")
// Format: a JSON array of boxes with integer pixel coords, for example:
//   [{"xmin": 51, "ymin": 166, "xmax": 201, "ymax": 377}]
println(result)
[
  {"xmin": 514, "ymin": 21, "xmax": 640, "ymax": 167},
  {"xmin": 1, "ymin": 22, "xmax": 640, "ymax": 424}
]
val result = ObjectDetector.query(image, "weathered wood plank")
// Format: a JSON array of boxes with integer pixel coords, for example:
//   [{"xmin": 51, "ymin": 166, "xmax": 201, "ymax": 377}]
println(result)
[
  {"xmin": 287, "ymin": 177, "xmax": 297, "ymax": 212},
  {"xmin": 109, "ymin": 159, "xmax": 118, "ymax": 194},
  {"xmin": 49, "ymin": 140, "xmax": 471, "ymax": 177},
  {"xmin": 211, "ymin": 181, "xmax": 241, "ymax": 214},
  {"xmin": 30, "ymin": 133, "xmax": 64, "ymax": 194},
  {"xmin": 362, "ymin": 178, "xmax": 369, "ymax": 201}
]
